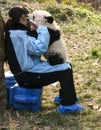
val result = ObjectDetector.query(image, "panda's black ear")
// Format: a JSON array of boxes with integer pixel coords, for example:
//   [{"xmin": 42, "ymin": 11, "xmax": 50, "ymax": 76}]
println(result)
[{"xmin": 45, "ymin": 16, "xmax": 54, "ymax": 23}]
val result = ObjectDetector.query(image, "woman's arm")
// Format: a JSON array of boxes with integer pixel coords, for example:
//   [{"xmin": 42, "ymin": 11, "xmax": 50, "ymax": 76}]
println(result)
[{"xmin": 27, "ymin": 26, "xmax": 50, "ymax": 55}]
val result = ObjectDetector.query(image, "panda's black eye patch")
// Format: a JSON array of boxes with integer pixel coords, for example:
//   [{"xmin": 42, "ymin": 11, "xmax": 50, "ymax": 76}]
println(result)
[{"xmin": 44, "ymin": 16, "xmax": 54, "ymax": 23}]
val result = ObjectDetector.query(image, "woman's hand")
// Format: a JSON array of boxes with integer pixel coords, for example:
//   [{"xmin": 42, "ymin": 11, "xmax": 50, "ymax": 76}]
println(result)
[{"xmin": 29, "ymin": 20, "xmax": 38, "ymax": 31}]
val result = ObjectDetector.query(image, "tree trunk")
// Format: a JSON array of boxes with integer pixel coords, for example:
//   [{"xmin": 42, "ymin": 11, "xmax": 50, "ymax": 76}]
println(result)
[{"xmin": 0, "ymin": 13, "xmax": 7, "ymax": 108}]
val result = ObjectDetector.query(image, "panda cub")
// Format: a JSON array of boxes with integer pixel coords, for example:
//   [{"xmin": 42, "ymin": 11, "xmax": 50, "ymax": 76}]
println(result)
[{"xmin": 28, "ymin": 10, "xmax": 67, "ymax": 65}]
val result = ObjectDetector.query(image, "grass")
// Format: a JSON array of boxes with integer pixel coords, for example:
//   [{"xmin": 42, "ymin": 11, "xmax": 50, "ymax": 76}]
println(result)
[{"xmin": 0, "ymin": 0, "xmax": 101, "ymax": 129}]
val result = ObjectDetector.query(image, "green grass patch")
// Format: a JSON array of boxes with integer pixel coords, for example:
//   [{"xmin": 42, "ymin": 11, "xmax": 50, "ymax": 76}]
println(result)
[{"xmin": 1, "ymin": 0, "xmax": 101, "ymax": 129}]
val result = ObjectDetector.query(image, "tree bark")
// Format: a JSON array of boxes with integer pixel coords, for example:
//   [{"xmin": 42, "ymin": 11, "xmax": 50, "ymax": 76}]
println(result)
[{"xmin": 0, "ymin": 13, "xmax": 7, "ymax": 108}]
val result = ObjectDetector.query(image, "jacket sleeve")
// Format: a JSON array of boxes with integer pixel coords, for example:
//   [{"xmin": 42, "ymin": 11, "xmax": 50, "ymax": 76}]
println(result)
[{"xmin": 27, "ymin": 26, "xmax": 50, "ymax": 56}]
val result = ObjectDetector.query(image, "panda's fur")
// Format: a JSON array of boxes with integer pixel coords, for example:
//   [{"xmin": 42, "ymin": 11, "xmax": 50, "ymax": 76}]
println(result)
[{"xmin": 28, "ymin": 10, "xmax": 67, "ymax": 65}]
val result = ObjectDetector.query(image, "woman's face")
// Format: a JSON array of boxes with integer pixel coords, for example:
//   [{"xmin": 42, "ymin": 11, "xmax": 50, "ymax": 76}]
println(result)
[{"xmin": 19, "ymin": 14, "xmax": 30, "ymax": 28}]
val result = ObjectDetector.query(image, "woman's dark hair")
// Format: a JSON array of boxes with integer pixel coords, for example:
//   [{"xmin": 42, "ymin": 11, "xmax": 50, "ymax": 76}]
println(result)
[
  {"xmin": 5, "ymin": 6, "xmax": 29, "ymax": 33},
  {"xmin": 9, "ymin": 6, "xmax": 29, "ymax": 23}
]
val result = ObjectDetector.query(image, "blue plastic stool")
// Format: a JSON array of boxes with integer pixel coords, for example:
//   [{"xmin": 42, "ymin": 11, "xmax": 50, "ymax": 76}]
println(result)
[
  {"xmin": 5, "ymin": 71, "xmax": 17, "ymax": 103},
  {"xmin": 5, "ymin": 71, "xmax": 43, "ymax": 112},
  {"xmin": 9, "ymin": 84, "xmax": 42, "ymax": 112},
  {"xmin": 5, "ymin": 71, "xmax": 17, "ymax": 87}
]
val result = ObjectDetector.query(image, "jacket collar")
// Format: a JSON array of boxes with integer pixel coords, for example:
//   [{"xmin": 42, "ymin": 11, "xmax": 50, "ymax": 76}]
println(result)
[{"xmin": 12, "ymin": 23, "xmax": 28, "ymax": 30}]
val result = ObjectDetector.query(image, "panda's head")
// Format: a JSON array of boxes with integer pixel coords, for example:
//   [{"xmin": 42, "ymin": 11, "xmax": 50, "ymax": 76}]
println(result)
[{"xmin": 28, "ymin": 10, "xmax": 60, "ymax": 30}]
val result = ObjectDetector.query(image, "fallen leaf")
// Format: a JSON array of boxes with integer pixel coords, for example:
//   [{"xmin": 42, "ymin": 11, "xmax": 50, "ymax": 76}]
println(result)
[{"xmin": 92, "ymin": 105, "xmax": 99, "ymax": 110}]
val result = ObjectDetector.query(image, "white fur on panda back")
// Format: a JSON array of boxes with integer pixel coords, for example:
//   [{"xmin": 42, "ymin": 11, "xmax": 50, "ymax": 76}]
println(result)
[{"xmin": 45, "ymin": 38, "xmax": 67, "ymax": 62}]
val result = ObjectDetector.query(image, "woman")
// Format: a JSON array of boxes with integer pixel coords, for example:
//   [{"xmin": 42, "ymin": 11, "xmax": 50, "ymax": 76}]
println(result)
[{"xmin": 5, "ymin": 7, "xmax": 84, "ymax": 114}]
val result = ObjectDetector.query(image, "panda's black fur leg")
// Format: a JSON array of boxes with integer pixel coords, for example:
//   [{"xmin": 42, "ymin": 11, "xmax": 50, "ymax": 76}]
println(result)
[
  {"xmin": 48, "ymin": 28, "xmax": 60, "ymax": 46},
  {"xmin": 27, "ymin": 30, "xmax": 38, "ymax": 38},
  {"xmin": 47, "ymin": 53, "xmax": 64, "ymax": 65}
]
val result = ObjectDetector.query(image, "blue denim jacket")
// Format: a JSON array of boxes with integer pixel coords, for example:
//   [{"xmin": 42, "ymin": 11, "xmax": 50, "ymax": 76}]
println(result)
[{"xmin": 9, "ymin": 26, "xmax": 70, "ymax": 73}]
